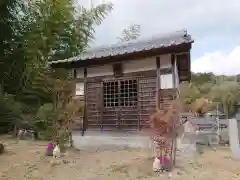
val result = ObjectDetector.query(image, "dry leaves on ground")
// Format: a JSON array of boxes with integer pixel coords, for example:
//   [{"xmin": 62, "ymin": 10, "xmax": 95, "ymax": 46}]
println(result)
[{"xmin": 0, "ymin": 137, "xmax": 239, "ymax": 180}]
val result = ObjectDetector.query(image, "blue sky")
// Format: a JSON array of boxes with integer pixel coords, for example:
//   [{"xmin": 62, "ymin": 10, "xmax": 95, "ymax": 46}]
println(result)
[{"xmin": 78, "ymin": 0, "xmax": 240, "ymax": 75}]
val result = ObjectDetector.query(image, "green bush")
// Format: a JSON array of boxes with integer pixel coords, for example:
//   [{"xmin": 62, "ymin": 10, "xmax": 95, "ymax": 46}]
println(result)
[{"xmin": 0, "ymin": 92, "xmax": 23, "ymax": 134}]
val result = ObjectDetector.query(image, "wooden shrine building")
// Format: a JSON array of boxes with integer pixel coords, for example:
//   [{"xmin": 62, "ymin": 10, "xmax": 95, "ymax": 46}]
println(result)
[{"xmin": 50, "ymin": 30, "xmax": 193, "ymax": 134}]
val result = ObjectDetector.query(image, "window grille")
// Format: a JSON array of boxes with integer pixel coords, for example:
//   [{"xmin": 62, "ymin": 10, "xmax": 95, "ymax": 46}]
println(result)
[
  {"xmin": 103, "ymin": 79, "xmax": 137, "ymax": 107},
  {"xmin": 103, "ymin": 81, "xmax": 118, "ymax": 107}
]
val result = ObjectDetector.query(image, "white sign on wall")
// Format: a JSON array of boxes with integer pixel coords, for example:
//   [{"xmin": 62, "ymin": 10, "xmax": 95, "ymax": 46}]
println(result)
[
  {"xmin": 160, "ymin": 74, "xmax": 173, "ymax": 89},
  {"xmin": 75, "ymin": 82, "xmax": 84, "ymax": 96}
]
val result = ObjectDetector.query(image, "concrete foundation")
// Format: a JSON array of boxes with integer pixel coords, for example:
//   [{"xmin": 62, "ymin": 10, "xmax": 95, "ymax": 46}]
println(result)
[
  {"xmin": 72, "ymin": 130, "xmax": 196, "ymax": 154},
  {"xmin": 72, "ymin": 130, "xmax": 150, "ymax": 150}
]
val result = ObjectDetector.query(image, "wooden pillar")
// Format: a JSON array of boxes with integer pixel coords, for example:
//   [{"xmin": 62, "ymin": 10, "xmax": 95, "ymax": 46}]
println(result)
[
  {"xmin": 73, "ymin": 69, "xmax": 77, "ymax": 79},
  {"xmin": 171, "ymin": 53, "xmax": 179, "ymax": 167},
  {"xmin": 187, "ymin": 51, "xmax": 191, "ymax": 82},
  {"xmin": 100, "ymin": 82, "xmax": 104, "ymax": 131},
  {"xmin": 137, "ymin": 78, "xmax": 140, "ymax": 130},
  {"xmin": 171, "ymin": 53, "xmax": 177, "ymax": 92},
  {"xmin": 117, "ymin": 80, "xmax": 121, "ymax": 129},
  {"xmin": 73, "ymin": 69, "xmax": 77, "ymax": 97},
  {"xmin": 82, "ymin": 68, "xmax": 87, "ymax": 136},
  {"xmin": 156, "ymin": 56, "xmax": 161, "ymax": 109}
]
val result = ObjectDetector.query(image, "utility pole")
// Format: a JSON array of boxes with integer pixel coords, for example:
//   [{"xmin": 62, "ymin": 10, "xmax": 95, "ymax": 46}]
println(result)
[
  {"xmin": 215, "ymin": 76, "xmax": 221, "ymax": 144},
  {"xmin": 89, "ymin": 0, "xmax": 93, "ymax": 9},
  {"xmin": 89, "ymin": 0, "xmax": 104, "ymax": 8},
  {"xmin": 216, "ymin": 103, "xmax": 220, "ymax": 144}
]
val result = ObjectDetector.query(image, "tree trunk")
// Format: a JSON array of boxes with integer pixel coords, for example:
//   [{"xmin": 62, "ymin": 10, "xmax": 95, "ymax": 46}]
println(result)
[
  {"xmin": 0, "ymin": 143, "xmax": 4, "ymax": 154},
  {"xmin": 68, "ymin": 131, "xmax": 74, "ymax": 148},
  {"xmin": 12, "ymin": 124, "xmax": 18, "ymax": 137}
]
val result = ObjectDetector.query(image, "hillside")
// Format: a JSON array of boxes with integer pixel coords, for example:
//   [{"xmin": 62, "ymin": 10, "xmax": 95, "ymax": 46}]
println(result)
[{"xmin": 179, "ymin": 72, "xmax": 240, "ymax": 118}]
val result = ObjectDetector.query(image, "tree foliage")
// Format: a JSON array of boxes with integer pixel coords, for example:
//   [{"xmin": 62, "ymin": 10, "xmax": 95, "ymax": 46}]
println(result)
[
  {"xmin": 118, "ymin": 24, "xmax": 141, "ymax": 42},
  {"xmin": 180, "ymin": 73, "xmax": 240, "ymax": 118},
  {"xmin": 0, "ymin": 0, "xmax": 113, "ymax": 137}
]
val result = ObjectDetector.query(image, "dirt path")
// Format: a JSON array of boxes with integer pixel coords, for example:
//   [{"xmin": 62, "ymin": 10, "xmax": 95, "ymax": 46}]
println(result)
[{"xmin": 0, "ymin": 137, "xmax": 239, "ymax": 180}]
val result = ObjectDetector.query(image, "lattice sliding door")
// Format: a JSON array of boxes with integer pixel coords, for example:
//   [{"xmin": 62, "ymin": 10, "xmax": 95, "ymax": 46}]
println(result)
[{"xmin": 86, "ymin": 82, "xmax": 101, "ymax": 128}]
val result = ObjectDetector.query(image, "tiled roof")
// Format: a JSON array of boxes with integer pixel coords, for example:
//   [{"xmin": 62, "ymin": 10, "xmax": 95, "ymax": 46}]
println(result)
[{"xmin": 50, "ymin": 30, "xmax": 193, "ymax": 65}]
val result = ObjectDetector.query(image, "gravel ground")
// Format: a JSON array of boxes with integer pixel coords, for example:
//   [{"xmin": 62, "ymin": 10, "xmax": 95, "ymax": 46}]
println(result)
[{"xmin": 0, "ymin": 136, "xmax": 239, "ymax": 180}]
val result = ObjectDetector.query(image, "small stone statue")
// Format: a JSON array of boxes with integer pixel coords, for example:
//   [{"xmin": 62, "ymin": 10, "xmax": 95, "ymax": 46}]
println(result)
[
  {"xmin": 53, "ymin": 141, "xmax": 61, "ymax": 159},
  {"xmin": 153, "ymin": 157, "xmax": 161, "ymax": 172}
]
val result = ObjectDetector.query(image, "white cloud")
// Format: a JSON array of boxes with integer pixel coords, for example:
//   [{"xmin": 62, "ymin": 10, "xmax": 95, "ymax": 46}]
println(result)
[
  {"xmin": 77, "ymin": 0, "xmax": 240, "ymax": 46},
  {"xmin": 78, "ymin": 0, "xmax": 240, "ymax": 76},
  {"xmin": 192, "ymin": 47, "xmax": 240, "ymax": 75},
  {"xmin": 88, "ymin": 0, "xmax": 240, "ymax": 45}
]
